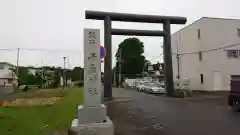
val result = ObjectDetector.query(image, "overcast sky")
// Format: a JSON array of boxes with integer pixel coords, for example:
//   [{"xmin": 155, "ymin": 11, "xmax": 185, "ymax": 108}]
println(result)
[{"xmin": 0, "ymin": 0, "xmax": 240, "ymax": 69}]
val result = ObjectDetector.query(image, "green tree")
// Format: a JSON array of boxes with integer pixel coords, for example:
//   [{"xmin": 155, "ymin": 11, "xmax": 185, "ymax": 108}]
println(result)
[
  {"xmin": 34, "ymin": 67, "xmax": 55, "ymax": 88},
  {"xmin": 52, "ymin": 67, "xmax": 62, "ymax": 88},
  {"xmin": 17, "ymin": 67, "xmax": 31, "ymax": 85},
  {"xmin": 115, "ymin": 37, "xmax": 145, "ymax": 77},
  {"xmin": 70, "ymin": 67, "xmax": 84, "ymax": 81}
]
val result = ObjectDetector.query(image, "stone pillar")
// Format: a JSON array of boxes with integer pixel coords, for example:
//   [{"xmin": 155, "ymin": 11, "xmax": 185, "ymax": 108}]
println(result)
[
  {"xmin": 71, "ymin": 29, "xmax": 114, "ymax": 135},
  {"xmin": 104, "ymin": 16, "xmax": 112, "ymax": 99},
  {"xmin": 163, "ymin": 20, "xmax": 175, "ymax": 96}
]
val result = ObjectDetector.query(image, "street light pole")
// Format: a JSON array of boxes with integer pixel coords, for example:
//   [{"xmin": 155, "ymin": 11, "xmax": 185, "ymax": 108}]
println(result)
[
  {"xmin": 63, "ymin": 57, "xmax": 66, "ymax": 89},
  {"xmin": 16, "ymin": 48, "xmax": 20, "ymax": 77}
]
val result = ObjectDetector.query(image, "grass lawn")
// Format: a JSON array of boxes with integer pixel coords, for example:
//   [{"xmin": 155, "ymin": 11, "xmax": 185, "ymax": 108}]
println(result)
[{"xmin": 0, "ymin": 88, "xmax": 83, "ymax": 135}]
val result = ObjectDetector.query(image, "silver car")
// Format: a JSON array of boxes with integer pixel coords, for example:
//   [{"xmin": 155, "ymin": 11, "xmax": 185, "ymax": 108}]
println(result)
[
  {"xmin": 136, "ymin": 81, "xmax": 149, "ymax": 92},
  {"xmin": 144, "ymin": 83, "xmax": 165, "ymax": 94}
]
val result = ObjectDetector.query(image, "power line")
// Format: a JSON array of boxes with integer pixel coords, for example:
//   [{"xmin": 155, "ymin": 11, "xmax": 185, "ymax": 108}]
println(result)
[
  {"xmin": 20, "ymin": 48, "xmax": 82, "ymax": 53},
  {"xmin": 0, "ymin": 47, "xmax": 83, "ymax": 53},
  {"xmin": 0, "ymin": 48, "xmax": 18, "ymax": 51},
  {"xmin": 1, "ymin": 42, "xmax": 240, "ymax": 59},
  {"xmin": 146, "ymin": 43, "xmax": 240, "ymax": 63}
]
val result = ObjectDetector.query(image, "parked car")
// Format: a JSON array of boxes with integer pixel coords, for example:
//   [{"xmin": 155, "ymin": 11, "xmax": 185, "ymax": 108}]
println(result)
[
  {"xmin": 144, "ymin": 83, "xmax": 165, "ymax": 94},
  {"xmin": 228, "ymin": 80, "xmax": 240, "ymax": 112},
  {"xmin": 19, "ymin": 85, "xmax": 29, "ymax": 92},
  {"xmin": 155, "ymin": 81, "xmax": 164, "ymax": 88},
  {"xmin": 136, "ymin": 82, "xmax": 148, "ymax": 92}
]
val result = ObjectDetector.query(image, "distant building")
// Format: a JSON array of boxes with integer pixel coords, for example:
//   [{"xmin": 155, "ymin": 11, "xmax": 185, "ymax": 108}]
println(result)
[
  {"xmin": 171, "ymin": 17, "xmax": 240, "ymax": 91},
  {"xmin": 0, "ymin": 62, "xmax": 18, "ymax": 93},
  {"xmin": 147, "ymin": 63, "xmax": 164, "ymax": 80}
]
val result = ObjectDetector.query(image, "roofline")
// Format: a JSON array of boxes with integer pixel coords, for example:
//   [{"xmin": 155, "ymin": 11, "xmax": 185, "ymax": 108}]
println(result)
[
  {"xmin": 171, "ymin": 17, "xmax": 204, "ymax": 36},
  {"xmin": 202, "ymin": 17, "xmax": 240, "ymax": 21},
  {"xmin": 172, "ymin": 16, "xmax": 240, "ymax": 36},
  {"xmin": 0, "ymin": 62, "xmax": 15, "ymax": 67}
]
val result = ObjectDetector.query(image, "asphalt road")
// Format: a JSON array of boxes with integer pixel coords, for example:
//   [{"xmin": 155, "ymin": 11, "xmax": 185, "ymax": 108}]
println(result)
[
  {"xmin": 106, "ymin": 88, "xmax": 240, "ymax": 135},
  {"xmin": 0, "ymin": 89, "xmax": 10, "ymax": 100}
]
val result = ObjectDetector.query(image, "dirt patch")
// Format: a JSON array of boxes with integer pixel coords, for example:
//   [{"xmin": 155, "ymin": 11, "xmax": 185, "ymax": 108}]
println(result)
[
  {"xmin": 9, "ymin": 89, "xmax": 68, "ymax": 100},
  {"xmin": 2, "ymin": 97, "xmax": 62, "ymax": 106}
]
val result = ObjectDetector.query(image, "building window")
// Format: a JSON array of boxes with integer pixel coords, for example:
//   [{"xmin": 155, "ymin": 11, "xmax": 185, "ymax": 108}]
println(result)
[
  {"xmin": 7, "ymin": 79, "xmax": 12, "ymax": 84},
  {"xmin": 197, "ymin": 29, "xmax": 201, "ymax": 39},
  {"xmin": 231, "ymin": 75, "xmax": 240, "ymax": 81},
  {"xmin": 0, "ymin": 64, "xmax": 4, "ymax": 69},
  {"xmin": 200, "ymin": 74, "xmax": 204, "ymax": 84},
  {"xmin": 199, "ymin": 52, "xmax": 202, "ymax": 61},
  {"xmin": 226, "ymin": 50, "xmax": 239, "ymax": 58},
  {"xmin": 237, "ymin": 29, "xmax": 240, "ymax": 38}
]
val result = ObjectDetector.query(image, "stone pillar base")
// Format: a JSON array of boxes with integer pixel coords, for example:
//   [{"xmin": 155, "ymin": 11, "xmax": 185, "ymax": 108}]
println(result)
[
  {"xmin": 77, "ymin": 104, "xmax": 107, "ymax": 124},
  {"xmin": 70, "ymin": 117, "xmax": 114, "ymax": 135}
]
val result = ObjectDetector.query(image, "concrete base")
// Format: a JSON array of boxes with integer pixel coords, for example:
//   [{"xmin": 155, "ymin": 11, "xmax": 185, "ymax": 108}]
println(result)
[
  {"xmin": 78, "ymin": 104, "xmax": 106, "ymax": 124},
  {"xmin": 71, "ymin": 116, "xmax": 114, "ymax": 135}
]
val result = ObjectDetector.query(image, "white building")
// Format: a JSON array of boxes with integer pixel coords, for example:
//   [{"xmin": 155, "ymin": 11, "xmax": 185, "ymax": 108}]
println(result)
[
  {"xmin": 0, "ymin": 62, "xmax": 18, "ymax": 93},
  {"xmin": 171, "ymin": 17, "xmax": 240, "ymax": 91},
  {"xmin": 0, "ymin": 62, "xmax": 17, "ymax": 85}
]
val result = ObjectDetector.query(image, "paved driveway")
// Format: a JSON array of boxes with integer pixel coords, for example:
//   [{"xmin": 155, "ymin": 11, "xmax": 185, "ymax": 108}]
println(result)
[{"xmin": 106, "ymin": 88, "xmax": 240, "ymax": 135}]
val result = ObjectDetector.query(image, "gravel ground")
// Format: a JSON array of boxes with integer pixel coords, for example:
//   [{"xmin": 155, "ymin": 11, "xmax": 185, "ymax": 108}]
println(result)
[{"xmin": 107, "ymin": 88, "xmax": 240, "ymax": 135}]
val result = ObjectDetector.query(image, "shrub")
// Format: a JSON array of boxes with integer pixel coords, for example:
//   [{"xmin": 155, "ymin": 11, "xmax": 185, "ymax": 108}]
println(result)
[
  {"xmin": 76, "ymin": 81, "xmax": 84, "ymax": 87},
  {"xmin": 183, "ymin": 89, "xmax": 194, "ymax": 97}
]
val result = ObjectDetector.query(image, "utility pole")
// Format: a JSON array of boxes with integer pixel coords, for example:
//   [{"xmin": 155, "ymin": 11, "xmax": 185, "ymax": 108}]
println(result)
[
  {"xmin": 118, "ymin": 49, "xmax": 122, "ymax": 88},
  {"xmin": 41, "ymin": 60, "xmax": 44, "ymax": 88},
  {"xmin": 16, "ymin": 48, "xmax": 20, "ymax": 77},
  {"xmin": 176, "ymin": 41, "xmax": 180, "ymax": 79},
  {"xmin": 63, "ymin": 56, "xmax": 66, "ymax": 89}
]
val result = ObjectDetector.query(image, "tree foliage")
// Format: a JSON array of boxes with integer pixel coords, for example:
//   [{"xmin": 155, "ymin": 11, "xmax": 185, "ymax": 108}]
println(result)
[
  {"xmin": 10, "ymin": 65, "xmax": 84, "ymax": 88},
  {"xmin": 52, "ymin": 67, "xmax": 62, "ymax": 88},
  {"xmin": 17, "ymin": 67, "xmax": 37, "ymax": 85},
  {"xmin": 70, "ymin": 67, "xmax": 84, "ymax": 81},
  {"xmin": 115, "ymin": 37, "xmax": 145, "ymax": 76}
]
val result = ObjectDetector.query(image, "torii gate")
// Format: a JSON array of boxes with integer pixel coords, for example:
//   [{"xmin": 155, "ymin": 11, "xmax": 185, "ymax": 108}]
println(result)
[{"xmin": 85, "ymin": 10, "xmax": 187, "ymax": 99}]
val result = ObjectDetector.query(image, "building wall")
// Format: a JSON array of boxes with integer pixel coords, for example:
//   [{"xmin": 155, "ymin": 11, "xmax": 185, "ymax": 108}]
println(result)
[
  {"xmin": 0, "ymin": 78, "xmax": 12, "ymax": 85},
  {"xmin": 0, "ymin": 63, "xmax": 17, "ymax": 86},
  {"xmin": 4, "ymin": 64, "xmax": 13, "ymax": 70},
  {"xmin": 0, "ymin": 63, "xmax": 13, "ymax": 70},
  {"xmin": 0, "ymin": 79, "xmax": 6, "ymax": 85},
  {"xmin": 201, "ymin": 18, "xmax": 240, "ymax": 91},
  {"xmin": 172, "ymin": 17, "xmax": 240, "ymax": 91},
  {"xmin": 171, "ymin": 19, "xmax": 203, "ymax": 90}
]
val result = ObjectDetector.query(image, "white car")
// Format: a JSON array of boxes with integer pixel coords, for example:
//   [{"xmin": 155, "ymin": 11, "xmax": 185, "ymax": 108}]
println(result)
[
  {"xmin": 156, "ymin": 82, "xmax": 165, "ymax": 88},
  {"xmin": 144, "ymin": 83, "xmax": 165, "ymax": 94},
  {"xmin": 136, "ymin": 81, "xmax": 149, "ymax": 92}
]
